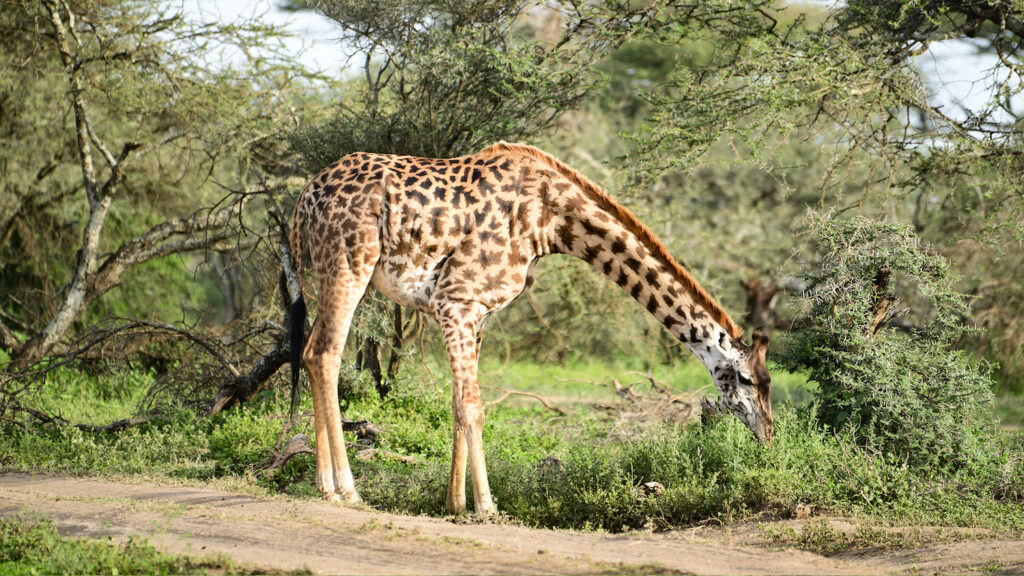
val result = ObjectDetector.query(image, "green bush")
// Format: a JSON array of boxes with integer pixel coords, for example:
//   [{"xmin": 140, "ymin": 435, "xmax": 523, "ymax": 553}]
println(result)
[
  {"xmin": 0, "ymin": 516, "xmax": 230, "ymax": 575},
  {"xmin": 782, "ymin": 212, "xmax": 995, "ymax": 469},
  {"xmin": 208, "ymin": 409, "xmax": 280, "ymax": 475}
]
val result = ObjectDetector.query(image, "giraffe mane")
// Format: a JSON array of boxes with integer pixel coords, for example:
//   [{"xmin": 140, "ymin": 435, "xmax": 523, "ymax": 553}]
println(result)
[{"xmin": 486, "ymin": 141, "xmax": 744, "ymax": 340}]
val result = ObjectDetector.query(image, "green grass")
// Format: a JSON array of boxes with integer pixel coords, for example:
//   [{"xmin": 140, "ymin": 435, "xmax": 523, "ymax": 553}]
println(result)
[
  {"xmin": 996, "ymin": 394, "xmax": 1024, "ymax": 430},
  {"xmin": 27, "ymin": 362, "xmax": 154, "ymax": 424},
  {"xmin": 759, "ymin": 517, "xmax": 1005, "ymax": 556},
  {"xmin": 2, "ymin": 358, "xmax": 1023, "ymax": 534},
  {"xmin": 0, "ymin": 515, "xmax": 242, "ymax": 575},
  {"xmin": 479, "ymin": 357, "xmax": 812, "ymax": 402}
]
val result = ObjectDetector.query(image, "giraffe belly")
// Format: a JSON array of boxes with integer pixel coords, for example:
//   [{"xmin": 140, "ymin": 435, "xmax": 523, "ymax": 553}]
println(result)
[{"xmin": 370, "ymin": 258, "xmax": 440, "ymax": 313}]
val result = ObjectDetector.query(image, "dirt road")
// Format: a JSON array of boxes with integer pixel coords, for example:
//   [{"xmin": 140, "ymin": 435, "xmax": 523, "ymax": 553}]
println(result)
[{"xmin": 1, "ymin": 472, "xmax": 1021, "ymax": 574}]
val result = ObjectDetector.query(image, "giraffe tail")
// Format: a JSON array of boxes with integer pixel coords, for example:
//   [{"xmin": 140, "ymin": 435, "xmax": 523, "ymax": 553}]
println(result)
[
  {"xmin": 289, "ymin": 293, "xmax": 306, "ymax": 418},
  {"xmin": 288, "ymin": 193, "xmax": 308, "ymax": 418}
]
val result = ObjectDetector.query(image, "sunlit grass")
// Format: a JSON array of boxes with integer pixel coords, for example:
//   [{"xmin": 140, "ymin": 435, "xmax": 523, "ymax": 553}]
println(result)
[
  {"xmin": 4, "ymin": 356, "xmax": 1023, "ymax": 534},
  {"xmin": 996, "ymin": 394, "xmax": 1024, "ymax": 430},
  {"xmin": 479, "ymin": 357, "xmax": 812, "ymax": 408},
  {"xmin": 0, "ymin": 515, "xmax": 245, "ymax": 575}
]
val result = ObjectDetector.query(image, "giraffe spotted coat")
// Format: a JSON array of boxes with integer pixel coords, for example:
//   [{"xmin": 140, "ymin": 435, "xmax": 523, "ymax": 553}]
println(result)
[{"xmin": 290, "ymin": 142, "xmax": 773, "ymax": 514}]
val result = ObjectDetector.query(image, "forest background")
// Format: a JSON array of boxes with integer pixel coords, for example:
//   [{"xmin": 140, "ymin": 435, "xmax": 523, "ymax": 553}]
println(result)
[{"xmin": 1, "ymin": 0, "xmax": 1023, "ymax": 549}]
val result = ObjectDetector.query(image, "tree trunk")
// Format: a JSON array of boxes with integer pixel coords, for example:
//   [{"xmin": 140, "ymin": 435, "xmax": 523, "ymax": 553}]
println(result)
[
  {"xmin": 13, "ymin": 2, "xmax": 112, "ymax": 369},
  {"xmin": 381, "ymin": 303, "xmax": 405, "ymax": 396},
  {"xmin": 867, "ymin": 268, "xmax": 897, "ymax": 336},
  {"xmin": 741, "ymin": 277, "xmax": 779, "ymax": 330}
]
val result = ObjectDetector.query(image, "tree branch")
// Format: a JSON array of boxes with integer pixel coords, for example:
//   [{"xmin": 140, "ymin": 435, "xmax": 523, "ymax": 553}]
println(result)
[
  {"xmin": 22, "ymin": 407, "xmax": 154, "ymax": 434},
  {"xmin": 85, "ymin": 199, "xmax": 246, "ymax": 304},
  {"xmin": 0, "ymin": 317, "xmax": 23, "ymax": 354},
  {"xmin": 209, "ymin": 205, "xmax": 302, "ymax": 415},
  {"xmin": 484, "ymin": 387, "xmax": 567, "ymax": 416}
]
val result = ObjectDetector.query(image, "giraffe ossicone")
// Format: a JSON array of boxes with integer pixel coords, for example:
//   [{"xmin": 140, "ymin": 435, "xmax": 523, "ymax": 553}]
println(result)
[{"xmin": 289, "ymin": 142, "xmax": 773, "ymax": 515}]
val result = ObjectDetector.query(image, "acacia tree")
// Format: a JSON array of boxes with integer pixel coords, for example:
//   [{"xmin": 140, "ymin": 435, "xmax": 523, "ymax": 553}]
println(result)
[
  {"xmin": 0, "ymin": 0, "xmax": 303, "ymax": 368},
  {"xmin": 630, "ymin": 0, "xmax": 1023, "ymax": 384},
  {"xmin": 284, "ymin": 0, "xmax": 722, "ymax": 391}
]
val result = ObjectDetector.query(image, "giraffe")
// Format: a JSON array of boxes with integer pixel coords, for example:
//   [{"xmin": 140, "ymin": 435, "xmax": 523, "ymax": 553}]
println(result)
[{"xmin": 288, "ymin": 142, "xmax": 773, "ymax": 515}]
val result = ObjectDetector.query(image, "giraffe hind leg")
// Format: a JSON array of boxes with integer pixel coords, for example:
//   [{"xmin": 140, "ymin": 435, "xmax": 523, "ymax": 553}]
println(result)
[{"xmin": 304, "ymin": 243, "xmax": 378, "ymax": 503}]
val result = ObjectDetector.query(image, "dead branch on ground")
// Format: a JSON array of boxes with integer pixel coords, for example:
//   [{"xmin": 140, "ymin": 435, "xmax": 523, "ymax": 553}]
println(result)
[
  {"xmin": 343, "ymin": 419, "xmax": 383, "ymax": 445},
  {"xmin": 22, "ymin": 407, "xmax": 155, "ymax": 434},
  {"xmin": 577, "ymin": 372, "xmax": 711, "ymax": 436},
  {"xmin": 261, "ymin": 433, "xmax": 315, "ymax": 476},
  {"xmin": 484, "ymin": 387, "xmax": 567, "ymax": 416},
  {"xmin": 355, "ymin": 448, "xmax": 418, "ymax": 464}
]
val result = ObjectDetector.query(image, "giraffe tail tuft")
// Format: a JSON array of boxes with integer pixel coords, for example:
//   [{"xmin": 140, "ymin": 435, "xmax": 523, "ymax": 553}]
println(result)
[
  {"xmin": 289, "ymin": 294, "xmax": 306, "ymax": 418},
  {"xmin": 288, "ymin": 188, "xmax": 308, "ymax": 419}
]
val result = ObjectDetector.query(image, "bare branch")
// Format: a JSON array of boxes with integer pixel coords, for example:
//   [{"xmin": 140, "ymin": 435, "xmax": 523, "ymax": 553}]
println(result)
[
  {"xmin": 209, "ymin": 204, "xmax": 303, "ymax": 415},
  {"xmin": 85, "ymin": 198, "xmax": 247, "ymax": 305},
  {"xmin": 355, "ymin": 448, "xmax": 418, "ymax": 464},
  {"xmin": 484, "ymin": 387, "xmax": 567, "ymax": 416},
  {"xmin": 44, "ymin": 0, "xmax": 98, "ymax": 204},
  {"xmin": 97, "ymin": 140, "xmax": 142, "ymax": 197},
  {"xmin": 208, "ymin": 335, "xmax": 288, "ymax": 415},
  {"xmin": 22, "ymin": 407, "xmax": 154, "ymax": 434},
  {"xmin": 260, "ymin": 433, "xmax": 315, "ymax": 475},
  {"xmin": 0, "ymin": 317, "xmax": 23, "ymax": 354}
]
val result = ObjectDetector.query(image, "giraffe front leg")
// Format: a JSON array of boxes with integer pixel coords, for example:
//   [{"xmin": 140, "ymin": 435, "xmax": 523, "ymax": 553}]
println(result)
[
  {"xmin": 464, "ymin": 404, "xmax": 495, "ymax": 515},
  {"xmin": 439, "ymin": 304, "xmax": 497, "ymax": 516},
  {"xmin": 446, "ymin": 426, "xmax": 468, "ymax": 514}
]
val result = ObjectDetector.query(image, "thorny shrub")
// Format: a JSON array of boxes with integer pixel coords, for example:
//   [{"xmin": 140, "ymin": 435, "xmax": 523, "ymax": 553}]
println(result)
[{"xmin": 782, "ymin": 212, "xmax": 995, "ymax": 469}]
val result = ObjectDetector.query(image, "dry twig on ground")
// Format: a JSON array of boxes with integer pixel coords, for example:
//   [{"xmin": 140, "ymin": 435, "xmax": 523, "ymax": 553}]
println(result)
[{"xmin": 484, "ymin": 387, "xmax": 567, "ymax": 416}]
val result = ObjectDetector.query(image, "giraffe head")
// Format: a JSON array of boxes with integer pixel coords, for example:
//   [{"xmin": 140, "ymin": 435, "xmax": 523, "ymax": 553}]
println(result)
[{"xmin": 705, "ymin": 328, "xmax": 774, "ymax": 443}]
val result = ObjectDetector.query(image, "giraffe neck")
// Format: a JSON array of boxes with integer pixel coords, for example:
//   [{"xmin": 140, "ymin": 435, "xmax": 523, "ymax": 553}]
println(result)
[{"xmin": 547, "ymin": 193, "xmax": 741, "ymax": 372}]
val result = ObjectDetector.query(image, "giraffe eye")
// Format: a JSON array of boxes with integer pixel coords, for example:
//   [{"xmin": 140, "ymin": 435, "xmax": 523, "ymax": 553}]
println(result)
[{"xmin": 738, "ymin": 374, "xmax": 753, "ymax": 387}]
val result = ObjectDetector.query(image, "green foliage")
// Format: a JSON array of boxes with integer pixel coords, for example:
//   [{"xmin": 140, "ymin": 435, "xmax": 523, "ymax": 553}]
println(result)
[
  {"xmin": 0, "ymin": 0, "xmax": 311, "ymax": 366},
  {"xmin": 0, "ymin": 516, "xmax": 233, "ymax": 575},
  {"xmin": 2, "ymin": 360, "xmax": 1022, "ymax": 532},
  {"xmin": 208, "ymin": 409, "xmax": 281, "ymax": 475},
  {"xmin": 287, "ymin": 0, "xmax": 667, "ymax": 165},
  {"xmin": 355, "ymin": 405, "xmax": 1024, "ymax": 532},
  {"xmin": 783, "ymin": 212, "xmax": 995, "ymax": 469},
  {"xmin": 626, "ymin": 0, "xmax": 1024, "ymax": 386}
]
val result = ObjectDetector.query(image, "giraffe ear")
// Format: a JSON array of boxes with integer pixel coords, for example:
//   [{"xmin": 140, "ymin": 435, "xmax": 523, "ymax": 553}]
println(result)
[{"xmin": 751, "ymin": 327, "xmax": 770, "ymax": 363}]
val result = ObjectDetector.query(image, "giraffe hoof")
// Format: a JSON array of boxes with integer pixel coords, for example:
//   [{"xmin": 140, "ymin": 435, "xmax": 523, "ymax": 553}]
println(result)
[
  {"xmin": 321, "ymin": 491, "xmax": 342, "ymax": 503},
  {"xmin": 336, "ymin": 489, "xmax": 363, "ymax": 504},
  {"xmin": 446, "ymin": 501, "xmax": 467, "ymax": 516},
  {"xmin": 474, "ymin": 499, "xmax": 497, "ymax": 517}
]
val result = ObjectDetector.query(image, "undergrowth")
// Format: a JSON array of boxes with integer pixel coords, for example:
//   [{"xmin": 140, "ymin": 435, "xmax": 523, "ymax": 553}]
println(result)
[
  {"xmin": 2, "ymin": 359, "xmax": 1022, "ymax": 534},
  {"xmin": 0, "ymin": 515, "xmax": 245, "ymax": 575},
  {"xmin": 759, "ymin": 518, "xmax": 1003, "ymax": 556}
]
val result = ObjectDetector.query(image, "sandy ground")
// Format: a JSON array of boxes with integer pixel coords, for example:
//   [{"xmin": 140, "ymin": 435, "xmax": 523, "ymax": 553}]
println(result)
[{"xmin": 1, "ymin": 472, "xmax": 1022, "ymax": 575}]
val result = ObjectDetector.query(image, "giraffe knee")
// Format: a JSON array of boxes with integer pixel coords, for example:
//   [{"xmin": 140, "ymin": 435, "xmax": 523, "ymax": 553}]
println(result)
[
  {"xmin": 457, "ymin": 401, "xmax": 484, "ymax": 429},
  {"xmin": 302, "ymin": 346, "xmax": 321, "ymax": 370}
]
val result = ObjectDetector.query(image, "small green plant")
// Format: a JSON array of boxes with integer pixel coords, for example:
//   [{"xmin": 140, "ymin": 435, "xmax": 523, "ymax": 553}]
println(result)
[
  {"xmin": 783, "ymin": 212, "xmax": 995, "ymax": 469},
  {"xmin": 0, "ymin": 515, "xmax": 234, "ymax": 575},
  {"xmin": 794, "ymin": 519, "xmax": 849, "ymax": 555}
]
